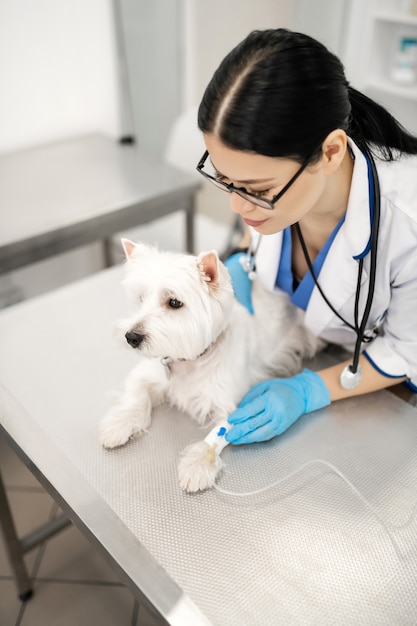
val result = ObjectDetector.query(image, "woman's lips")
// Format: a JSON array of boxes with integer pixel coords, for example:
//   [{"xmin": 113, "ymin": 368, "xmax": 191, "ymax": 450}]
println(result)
[{"xmin": 242, "ymin": 217, "xmax": 269, "ymax": 227}]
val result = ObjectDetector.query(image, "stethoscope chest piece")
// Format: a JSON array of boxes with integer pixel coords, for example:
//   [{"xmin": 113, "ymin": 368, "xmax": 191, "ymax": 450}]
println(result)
[
  {"xmin": 340, "ymin": 363, "xmax": 363, "ymax": 390},
  {"xmin": 240, "ymin": 243, "xmax": 261, "ymax": 281}
]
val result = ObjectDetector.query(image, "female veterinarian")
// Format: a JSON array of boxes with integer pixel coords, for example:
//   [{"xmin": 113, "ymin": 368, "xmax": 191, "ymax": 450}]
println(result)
[{"xmin": 196, "ymin": 28, "xmax": 417, "ymax": 446}]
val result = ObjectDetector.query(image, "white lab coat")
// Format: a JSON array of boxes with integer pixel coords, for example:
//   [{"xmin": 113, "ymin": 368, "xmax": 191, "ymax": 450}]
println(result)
[{"xmin": 252, "ymin": 138, "xmax": 417, "ymax": 388}]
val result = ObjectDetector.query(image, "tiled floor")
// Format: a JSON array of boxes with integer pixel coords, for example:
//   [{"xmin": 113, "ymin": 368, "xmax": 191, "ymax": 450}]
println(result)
[{"xmin": 0, "ymin": 213, "xmax": 231, "ymax": 626}]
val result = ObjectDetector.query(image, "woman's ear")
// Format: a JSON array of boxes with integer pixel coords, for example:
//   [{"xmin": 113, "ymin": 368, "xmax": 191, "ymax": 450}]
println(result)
[{"xmin": 321, "ymin": 129, "xmax": 348, "ymax": 174}]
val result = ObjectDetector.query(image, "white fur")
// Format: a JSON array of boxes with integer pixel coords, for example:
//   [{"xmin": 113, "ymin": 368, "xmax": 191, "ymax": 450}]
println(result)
[{"xmin": 99, "ymin": 241, "xmax": 322, "ymax": 492}]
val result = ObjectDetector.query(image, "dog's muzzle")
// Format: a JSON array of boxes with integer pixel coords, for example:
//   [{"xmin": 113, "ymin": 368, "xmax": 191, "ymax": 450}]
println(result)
[{"xmin": 125, "ymin": 331, "xmax": 145, "ymax": 349}]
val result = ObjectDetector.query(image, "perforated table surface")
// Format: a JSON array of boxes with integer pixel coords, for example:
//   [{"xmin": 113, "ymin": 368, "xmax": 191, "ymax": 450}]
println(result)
[{"xmin": 0, "ymin": 266, "xmax": 416, "ymax": 625}]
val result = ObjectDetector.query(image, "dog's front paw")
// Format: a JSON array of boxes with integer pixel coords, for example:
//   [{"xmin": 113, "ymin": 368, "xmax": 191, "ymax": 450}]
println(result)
[
  {"xmin": 99, "ymin": 407, "xmax": 150, "ymax": 449},
  {"xmin": 178, "ymin": 441, "xmax": 224, "ymax": 492}
]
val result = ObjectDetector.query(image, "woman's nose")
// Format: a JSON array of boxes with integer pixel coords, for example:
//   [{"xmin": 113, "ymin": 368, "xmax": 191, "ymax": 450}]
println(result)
[{"xmin": 230, "ymin": 192, "xmax": 256, "ymax": 215}]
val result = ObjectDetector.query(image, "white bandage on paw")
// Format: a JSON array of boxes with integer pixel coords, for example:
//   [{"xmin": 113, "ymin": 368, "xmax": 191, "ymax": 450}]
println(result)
[{"xmin": 203, "ymin": 420, "xmax": 231, "ymax": 456}]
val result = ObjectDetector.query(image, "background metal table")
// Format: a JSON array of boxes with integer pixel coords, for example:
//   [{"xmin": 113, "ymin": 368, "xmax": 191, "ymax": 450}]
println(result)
[
  {"xmin": 1, "ymin": 267, "xmax": 417, "ymax": 625},
  {"xmin": 0, "ymin": 134, "xmax": 200, "ymax": 274}
]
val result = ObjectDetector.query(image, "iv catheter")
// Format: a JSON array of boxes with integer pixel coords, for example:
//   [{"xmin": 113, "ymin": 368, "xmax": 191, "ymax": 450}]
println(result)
[{"xmin": 203, "ymin": 420, "xmax": 231, "ymax": 463}]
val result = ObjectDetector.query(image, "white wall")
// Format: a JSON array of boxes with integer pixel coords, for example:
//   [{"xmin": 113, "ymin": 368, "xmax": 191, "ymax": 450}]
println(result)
[
  {"xmin": 183, "ymin": 0, "xmax": 295, "ymax": 109},
  {"xmin": 0, "ymin": 0, "xmax": 121, "ymax": 304},
  {"xmin": 0, "ymin": 0, "xmax": 120, "ymax": 155},
  {"xmin": 0, "ymin": 1, "xmax": 296, "ymax": 303},
  {"xmin": 0, "ymin": 0, "xmax": 295, "ymax": 158},
  {"xmin": 294, "ymin": 0, "xmax": 350, "ymax": 56}
]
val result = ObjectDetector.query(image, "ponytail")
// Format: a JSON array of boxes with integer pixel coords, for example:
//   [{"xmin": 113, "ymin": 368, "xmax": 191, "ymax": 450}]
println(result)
[{"xmin": 347, "ymin": 86, "xmax": 417, "ymax": 160}]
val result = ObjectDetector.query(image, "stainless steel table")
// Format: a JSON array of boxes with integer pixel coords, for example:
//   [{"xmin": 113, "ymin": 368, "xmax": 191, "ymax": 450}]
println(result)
[
  {"xmin": 0, "ymin": 134, "xmax": 200, "ymax": 274},
  {"xmin": 1, "ymin": 267, "xmax": 417, "ymax": 625}
]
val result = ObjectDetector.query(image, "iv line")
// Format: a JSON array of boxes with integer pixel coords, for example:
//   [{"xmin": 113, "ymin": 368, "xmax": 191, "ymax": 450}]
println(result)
[{"xmin": 214, "ymin": 458, "xmax": 417, "ymax": 558}]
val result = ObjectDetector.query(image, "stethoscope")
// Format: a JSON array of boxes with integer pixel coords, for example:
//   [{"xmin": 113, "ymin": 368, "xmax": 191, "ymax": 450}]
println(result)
[{"xmin": 242, "ymin": 144, "xmax": 381, "ymax": 390}]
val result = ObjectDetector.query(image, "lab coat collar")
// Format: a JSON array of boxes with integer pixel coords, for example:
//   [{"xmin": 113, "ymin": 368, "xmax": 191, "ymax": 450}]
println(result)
[{"xmin": 343, "ymin": 138, "xmax": 374, "ymax": 259}]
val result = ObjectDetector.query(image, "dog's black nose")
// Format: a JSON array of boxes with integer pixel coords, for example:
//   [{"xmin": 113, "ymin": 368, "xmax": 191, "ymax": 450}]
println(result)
[{"xmin": 125, "ymin": 331, "xmax": 145, "ymax": 348}]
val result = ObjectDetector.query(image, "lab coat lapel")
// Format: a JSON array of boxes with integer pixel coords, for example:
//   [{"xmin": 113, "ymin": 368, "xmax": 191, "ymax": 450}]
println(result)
[
  {"xmin": 252, "ymin": 230, "xmax": 283, "ymax": 291},
  {"xmin": 305, "ymin": 138, "xmax": 373, "ymax": 335}
]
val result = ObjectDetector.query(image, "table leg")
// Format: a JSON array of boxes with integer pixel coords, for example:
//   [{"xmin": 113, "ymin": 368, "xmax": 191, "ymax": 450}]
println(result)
[
  {"xmin": 0, "ymin": 458, "xmax": 71, "ymax": 601},
  {"xmin": 102, "ymin": 238, "xmax": 114, "ymax": 268},
  {"xmin": 0, "ymin": 468, "xmax": 33, "ymax": 601},
  {"xmin": 185, "ymin": 200, "xmax": 195, "ymax": 254}
]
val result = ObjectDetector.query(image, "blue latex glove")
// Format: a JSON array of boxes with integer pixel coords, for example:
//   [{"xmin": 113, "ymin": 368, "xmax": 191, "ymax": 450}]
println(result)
[
  {"xmin": 226, "ymin": 369, "xmax": 331, "ymax": 445},
  {"xmin": 224, "ymin": 253, "xmax": 254, "ymax": 314}
]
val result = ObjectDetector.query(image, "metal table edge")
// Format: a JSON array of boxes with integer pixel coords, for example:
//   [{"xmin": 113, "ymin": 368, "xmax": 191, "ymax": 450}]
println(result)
[{"xmin": 0, "ymin": 383, "xmax": 211, "ymax": 625}]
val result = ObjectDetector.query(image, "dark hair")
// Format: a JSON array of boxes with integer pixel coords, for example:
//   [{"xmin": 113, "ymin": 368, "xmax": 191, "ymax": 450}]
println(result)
[{"xmin": 198, "ymin": 28, "xmax": 417, "ymax": 162}]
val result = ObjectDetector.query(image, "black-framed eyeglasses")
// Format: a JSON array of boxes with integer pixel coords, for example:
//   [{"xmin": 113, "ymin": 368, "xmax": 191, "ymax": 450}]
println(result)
[{"xmin": 196, "ymin": 149, "xmax": 314, "ymax": 210}]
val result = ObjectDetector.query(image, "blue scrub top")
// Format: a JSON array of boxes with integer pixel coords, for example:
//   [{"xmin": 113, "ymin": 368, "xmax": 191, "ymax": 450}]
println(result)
[{"xmin": 275, "ymin": 217, "xmax": 345, "ymax": 311}]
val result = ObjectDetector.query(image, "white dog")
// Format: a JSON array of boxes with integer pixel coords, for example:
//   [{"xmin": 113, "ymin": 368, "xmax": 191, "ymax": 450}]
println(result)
[{"xmin": 99, "ymin": 240, "xmax": 321, "ymax": 492}]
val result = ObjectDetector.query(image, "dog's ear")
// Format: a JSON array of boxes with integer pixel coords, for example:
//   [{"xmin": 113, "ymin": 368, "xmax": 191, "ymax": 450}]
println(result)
[
  {"xmin": 121, "ymin": 238, "xmax": 136, "ymax": 259},
  {"xmin": 197, "ymin": 251, "xmax": 219, "ymax": 287}
]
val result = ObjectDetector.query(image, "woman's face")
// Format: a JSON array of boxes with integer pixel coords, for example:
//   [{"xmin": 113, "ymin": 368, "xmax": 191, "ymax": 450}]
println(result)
[{"xmin": 203, "ymin": 133, "xmax": 329, "ymax": 235}]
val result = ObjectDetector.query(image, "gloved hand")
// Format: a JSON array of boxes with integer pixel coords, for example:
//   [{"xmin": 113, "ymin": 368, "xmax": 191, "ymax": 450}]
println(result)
[
  {"xmin": 226, "ymin": 369, "xmax": 331, "ymax": 445},
  {"xmin": 224, "ymin": 252, "xmax": 254, "ymax": 314}
]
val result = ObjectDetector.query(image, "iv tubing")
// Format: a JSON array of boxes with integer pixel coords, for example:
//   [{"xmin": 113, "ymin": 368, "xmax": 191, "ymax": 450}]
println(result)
[{"xmin": 214, "ymin": 458, "xmax": 417, "ymax": 558}]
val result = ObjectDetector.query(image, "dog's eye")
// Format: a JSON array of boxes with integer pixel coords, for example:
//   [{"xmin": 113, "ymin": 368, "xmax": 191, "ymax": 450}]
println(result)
[{"xmin": 168, "ymin": 298, "xmax": 183, "ymax": 309}]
